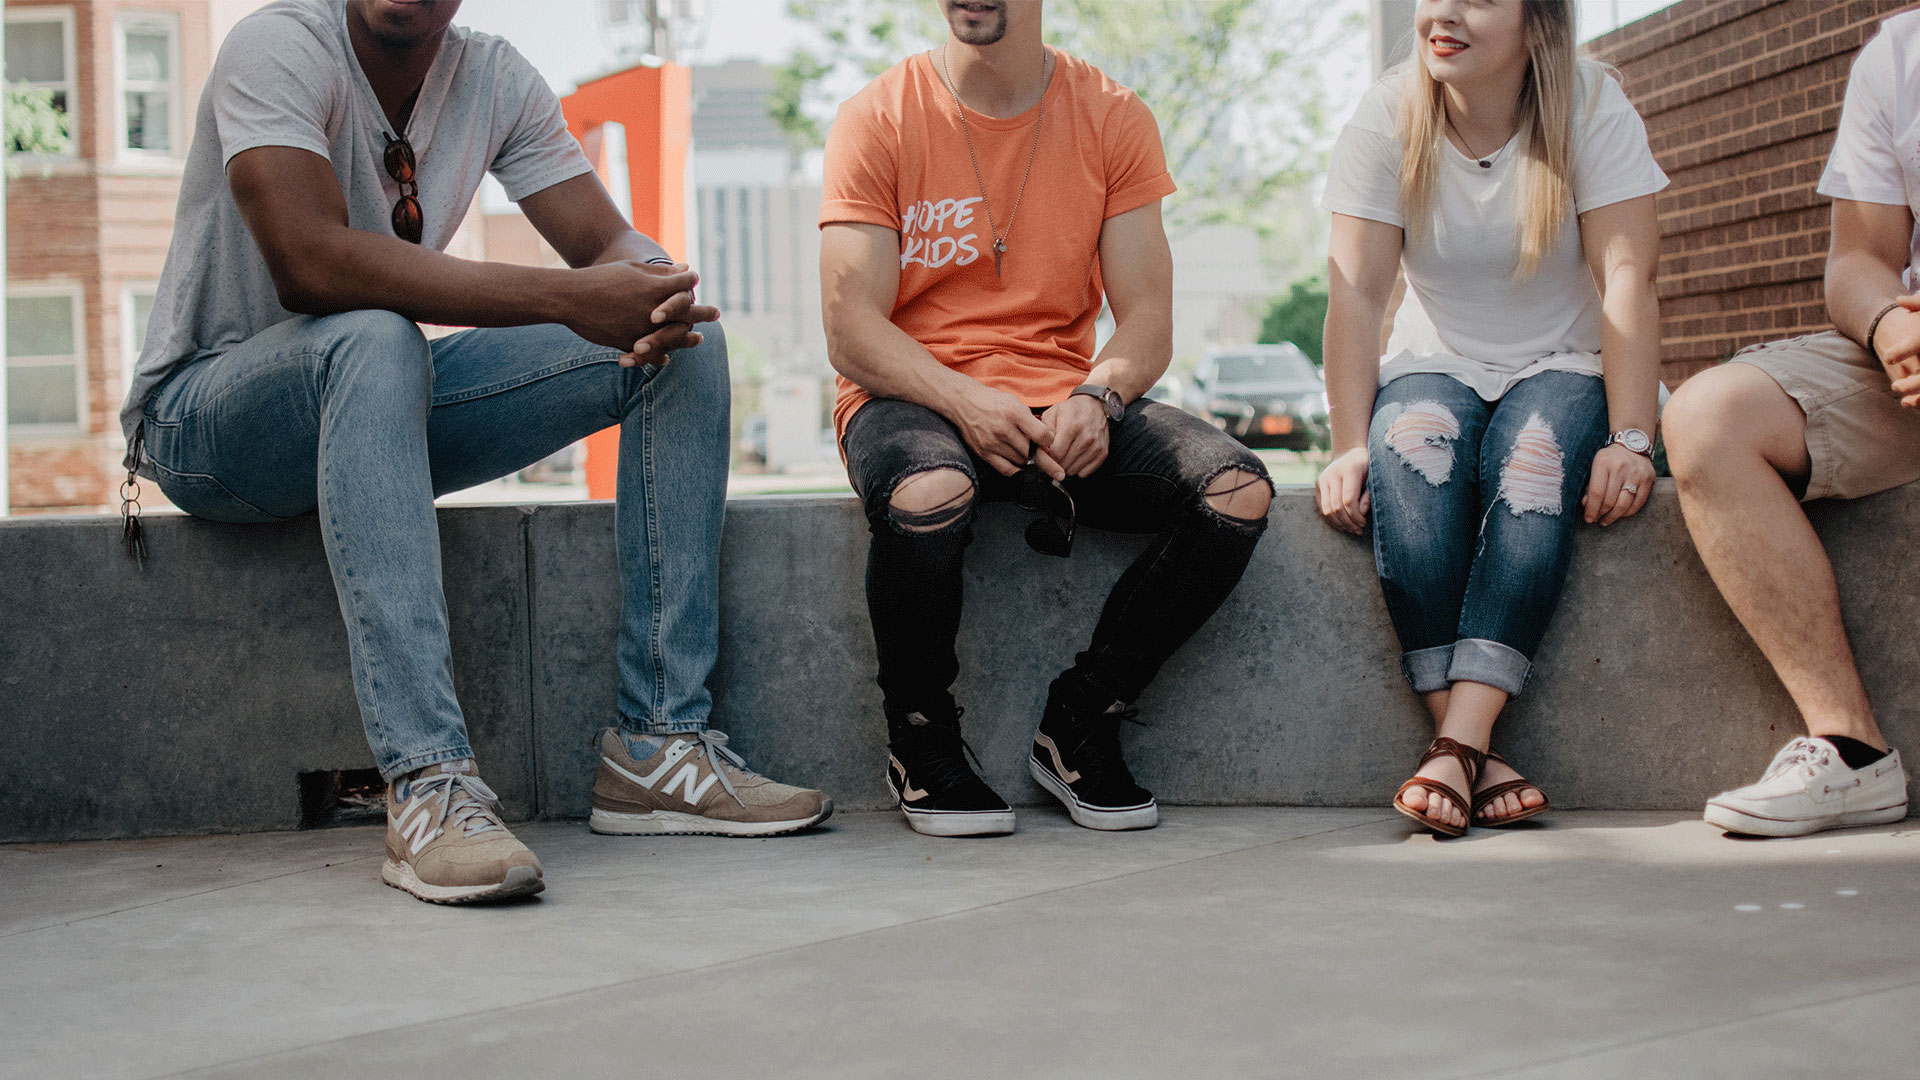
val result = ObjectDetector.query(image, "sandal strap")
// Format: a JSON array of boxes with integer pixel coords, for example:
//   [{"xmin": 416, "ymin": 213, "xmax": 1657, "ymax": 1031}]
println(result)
[
  {"xmin": 1473, "ymin": 778, "xmax": 1546, "ymax": 812},
  {"xmin": 1394, "ymin": 736, "xmax": 1484, "ymax": 822},
  {"xmin": 1423, "ymin": 737, "xmax": 1484, "ymax": 789}
]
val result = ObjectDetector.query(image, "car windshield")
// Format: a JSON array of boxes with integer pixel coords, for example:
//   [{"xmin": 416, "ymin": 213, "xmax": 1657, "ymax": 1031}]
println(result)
[{"xmin": 1214, "ymin": 353, "xmax": 1315, "ymax": 383}]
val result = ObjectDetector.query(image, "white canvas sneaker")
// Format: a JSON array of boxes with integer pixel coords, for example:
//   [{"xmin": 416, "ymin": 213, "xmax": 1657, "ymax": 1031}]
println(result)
[{"xmin": 1704, "ymin": 737, "xmax": 1909, "ymax": 837}]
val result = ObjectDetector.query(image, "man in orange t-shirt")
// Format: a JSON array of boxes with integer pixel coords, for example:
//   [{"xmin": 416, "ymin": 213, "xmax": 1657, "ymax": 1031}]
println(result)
[{"xmin": 820, "ymin": 0, "xmax": 1272, "ymax": 839}]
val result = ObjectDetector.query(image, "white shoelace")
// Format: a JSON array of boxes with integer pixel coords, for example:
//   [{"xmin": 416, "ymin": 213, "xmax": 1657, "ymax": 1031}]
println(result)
[
  {"xmin": 406, "ymin": 772, "xmax": 506, "ymax": 838},
  {"xmin": 685, "ymin": 730, "xmax": 756, "ymax": 806},
  {"xmin": 1762, "ymin": 736, "xmax": 1833, "ymax": 780}
]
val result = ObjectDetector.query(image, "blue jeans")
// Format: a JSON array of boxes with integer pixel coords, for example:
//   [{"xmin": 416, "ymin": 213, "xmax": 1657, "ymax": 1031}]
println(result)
[
  {"xmin": 140, "ymin": 311, "xmax": 729, "ymax": 780},
  {"xmin": 1366, "ymin": 370, "xmax": 1608, "ymax": 697}
]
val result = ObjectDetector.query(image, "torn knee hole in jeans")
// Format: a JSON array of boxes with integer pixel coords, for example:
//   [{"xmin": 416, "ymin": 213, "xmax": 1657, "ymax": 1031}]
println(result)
[
  {"xmin": 1496, "ymin": 413, "xmax": 1565, "ymax": 516},
  {"xmin": 1203, "ymin": 467, "xmax": 1272, "ymax": 522},
  {"xmin": 886, "ymin": 470, "xmax": 974, "ymax": 534},
  {"xmin": 1383, "ymin": 401, "xmax": 1462, "ymax": 485},
  {"xmin": 1198, "ymin": 464, "xmax": 1272, "ymax": 533}
]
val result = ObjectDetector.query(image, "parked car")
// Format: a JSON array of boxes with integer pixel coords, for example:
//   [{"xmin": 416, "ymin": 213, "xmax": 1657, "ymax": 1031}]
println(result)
[{"xmin": 1187, "ymin": 344, "xmax": 1329, "ymax": 451}]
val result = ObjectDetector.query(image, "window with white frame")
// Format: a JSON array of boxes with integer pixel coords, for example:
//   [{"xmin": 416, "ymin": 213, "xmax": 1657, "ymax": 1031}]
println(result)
[
  {"xmin": 4, "ymin": 6, "xmax": 78, "ymax": 156},
  {"xmin": 121, "ymin": 284, "xmax": 158, "ymax": 391},
  {"xmin": 117, "ymin": 12, "xmax": 181, "ymax": 158},
  {"xmin": 7, "ymin": 286, "xmax": 88, "ymax": 430}
]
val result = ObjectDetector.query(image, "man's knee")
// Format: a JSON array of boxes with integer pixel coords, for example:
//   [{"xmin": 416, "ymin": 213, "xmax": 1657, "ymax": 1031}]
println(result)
[
  {"xmin": 312, "ymin": 309, "xmax": 432, "ymax": 401},
  {"xmin": 1203, "ymin": 465, "xmax": 1272, "ymax": 524},
  {"xmin": 643, "ymin": 321, "xmax": 730, "ymax": 410},
  {"xmin": 1664, "ymin": 364, "xmax": 1803, "ymax": 480},
  {"xmin": 885, "ymin": 467, "xmax": 976, "ymax": 534}
]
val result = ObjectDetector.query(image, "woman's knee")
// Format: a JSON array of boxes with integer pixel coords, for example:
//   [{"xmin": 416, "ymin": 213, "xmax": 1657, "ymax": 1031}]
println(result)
[{"xmin": 1372, "ymin": 396, "xmax": 1469, "ymax": 487}]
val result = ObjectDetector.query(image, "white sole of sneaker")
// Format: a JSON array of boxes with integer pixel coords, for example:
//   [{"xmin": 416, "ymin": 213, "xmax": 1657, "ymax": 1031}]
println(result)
[
  {"xmin": 886, "ymin": 777, "xmax": 1016, "ymax": 837},
  {"xmin": 587, "ymin": 799, "xmax": 834, "ymax": 837},
  {"xmin": 1028, "ymin": 758, "xmax": 1159, "ymax": 831},
  {"xmin": 381, "ymin": 859, "xmax": 545, "ymax": 904},
  {"xmin": 1703, "ymin": 799, "xmax": 1909, "ymax": 837}
]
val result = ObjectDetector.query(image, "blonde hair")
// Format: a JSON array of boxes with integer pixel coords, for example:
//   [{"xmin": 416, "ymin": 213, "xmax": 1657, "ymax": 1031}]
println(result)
[{"xmin": 1397, "ymin": 1, "xmax": 1594, "ymax": 278}]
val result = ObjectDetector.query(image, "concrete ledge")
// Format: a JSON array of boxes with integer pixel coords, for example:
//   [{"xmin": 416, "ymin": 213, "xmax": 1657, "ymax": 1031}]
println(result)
[{"xmin": 4, "ymin": 482, "xmax": 1915, "ymax": 842}]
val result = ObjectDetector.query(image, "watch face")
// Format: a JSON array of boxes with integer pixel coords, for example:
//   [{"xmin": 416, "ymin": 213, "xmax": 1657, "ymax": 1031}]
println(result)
[
  {"xmin": 1616, "ymin": 429, "xmax": 1652, "ymax": 454},
  {"xmin": 1104, "ymin": 391, "xmax": 1125, "ymax": 423}
]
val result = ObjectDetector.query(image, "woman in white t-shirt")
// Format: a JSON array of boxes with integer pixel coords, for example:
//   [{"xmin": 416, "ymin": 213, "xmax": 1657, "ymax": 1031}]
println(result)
[{"xmin": 1314, "ymin": 0, "xmax": 1667, "ymax": 837}]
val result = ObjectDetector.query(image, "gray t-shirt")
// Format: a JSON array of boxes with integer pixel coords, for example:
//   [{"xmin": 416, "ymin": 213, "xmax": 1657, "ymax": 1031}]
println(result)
[{"xmin": 120, "ymin": 0, "xmax": 595, "ymax": 462}]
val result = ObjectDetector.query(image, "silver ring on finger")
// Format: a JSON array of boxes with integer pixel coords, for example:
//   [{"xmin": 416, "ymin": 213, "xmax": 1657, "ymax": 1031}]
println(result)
[{"xmin": 1622, "ymin": 483, "xmax": 1639, "ymax": 495}]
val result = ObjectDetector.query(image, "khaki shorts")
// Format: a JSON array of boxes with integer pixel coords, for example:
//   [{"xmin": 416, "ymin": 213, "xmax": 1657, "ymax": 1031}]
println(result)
[{"xmin": 1729, "ymin": 330, "xmax": 1920, "ymax": 501}]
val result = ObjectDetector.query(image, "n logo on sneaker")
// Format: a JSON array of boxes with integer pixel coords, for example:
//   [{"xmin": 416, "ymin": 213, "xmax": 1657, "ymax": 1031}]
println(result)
[
  {"xmin": 602, "ymin": 746, "xmax": 721, "ymax": 807},
  {"xmin": 397, "ymin": 804, "xmax": 440, "ymax": 855}
]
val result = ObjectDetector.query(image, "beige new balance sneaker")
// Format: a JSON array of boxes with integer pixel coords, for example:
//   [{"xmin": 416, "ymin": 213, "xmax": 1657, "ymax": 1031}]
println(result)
[
  {"xmin": 589, "ymin": 727, "xmax": 832, "ymax": 837},
  {"xmin": 383, "ymin": 760, "xmax": 544, "ymax": 904}
]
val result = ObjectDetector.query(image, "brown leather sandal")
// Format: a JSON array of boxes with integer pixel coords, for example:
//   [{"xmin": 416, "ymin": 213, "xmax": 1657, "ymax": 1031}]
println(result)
[
  {"xmin": 1393, "ymin": 736, "xmax": 1483, "ymax": 838},
  {"xmin": 1471, "ymin": 750, "xmax": 1550, "ymax": 827}
]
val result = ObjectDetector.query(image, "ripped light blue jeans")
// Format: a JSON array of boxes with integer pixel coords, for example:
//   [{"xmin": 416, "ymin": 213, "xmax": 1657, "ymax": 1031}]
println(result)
[
  {"xmin": 140, "ymin": 311, "xmax": 730, "ymax": 780},
  {"xmin": 1367, "ymin": 370, "xmax": 1608, "ymax": 697}
]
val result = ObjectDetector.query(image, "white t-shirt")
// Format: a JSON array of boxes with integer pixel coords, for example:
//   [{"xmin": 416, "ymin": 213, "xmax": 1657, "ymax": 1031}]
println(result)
[
  {"xmin": 1321, "ymin": 66, "xmax": 1669, "ymax": 400},
  {"xmin": 1818, "ymin": 10, "xmax": 1920, "ymax": 288},
  {"xmin": 120, "ymin": 0, "xmax": 598, "ymax": 460}
]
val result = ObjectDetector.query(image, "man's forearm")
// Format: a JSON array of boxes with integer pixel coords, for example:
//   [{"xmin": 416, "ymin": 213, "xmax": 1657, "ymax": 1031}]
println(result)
[
  {"xmin": 829, "ymin": 311, "xmax": 973, "ymax": 414},
  {"xmin": 1087, "ymin": 314, "xmax": 1170, "ymax": 403},
  {"xmin": 1828, "ymin": 250, "xmax": 1910, "ymax": 351},
  {"xmin": 286, "ymin": 223, "xmax": 586, "ymax": 328},
  {"xmin": 593, "ymin": 229, "xmax": 673, "ymax": 267}
]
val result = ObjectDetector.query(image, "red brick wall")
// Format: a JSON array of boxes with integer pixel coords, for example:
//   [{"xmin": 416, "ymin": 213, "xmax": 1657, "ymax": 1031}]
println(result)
[
  {"xmin": 8, "ymin": 0, "xmax": 211, "ymax": 514},
  {"xmin": 1588, "ymin": 0, "xmax": 1920, "ymax": 385}
]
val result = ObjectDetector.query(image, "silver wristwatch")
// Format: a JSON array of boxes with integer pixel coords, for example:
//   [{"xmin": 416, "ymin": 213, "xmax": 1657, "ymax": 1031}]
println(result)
[{"xmin": 1606, "ymin": 428, "xmax": 1653, "ymax": 457}]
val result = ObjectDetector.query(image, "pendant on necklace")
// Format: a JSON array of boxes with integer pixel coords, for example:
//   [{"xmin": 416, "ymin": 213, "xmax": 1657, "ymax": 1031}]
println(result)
[
  {"xmin": 993, "ymin": 238, "xmax": 1006, "ymax": 278},
  {"xmin": 1479, "ymin": 160, "xmax": 1492, "ymax": 169}
]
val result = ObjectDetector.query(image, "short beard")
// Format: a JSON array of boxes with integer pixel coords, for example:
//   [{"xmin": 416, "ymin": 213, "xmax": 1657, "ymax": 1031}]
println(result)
[{"xmin": 946, "ymin": 6, "xmax": 1008, "ymax": 46}]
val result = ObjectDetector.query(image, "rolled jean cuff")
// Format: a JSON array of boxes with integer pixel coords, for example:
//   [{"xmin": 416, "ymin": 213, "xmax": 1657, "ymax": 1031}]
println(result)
[
  {"xmin": 1446, "ymin": 638, "xmax": 1532, "ymax": 697},
  {"xmin": 381, "ymin": 746, "xmax": 475, "ymax": 784},
  {"xmin": 620, "ymin": 713, "xmax": 708, "ymax": 737},
  {"xmin": 1400, "ymin": 645, "xmax": 1456, "ymax": 694}
]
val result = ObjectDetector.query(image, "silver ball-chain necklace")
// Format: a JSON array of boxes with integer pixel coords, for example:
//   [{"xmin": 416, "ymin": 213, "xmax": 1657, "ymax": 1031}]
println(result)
[{"xmin": 936, "ymin": 42, "xmax": 1051, "ymax": 278}]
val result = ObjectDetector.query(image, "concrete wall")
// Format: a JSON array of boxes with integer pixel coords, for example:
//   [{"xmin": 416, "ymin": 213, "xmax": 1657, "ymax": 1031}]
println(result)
[{"xmin": 4, "ymin": 485, "xmax": 1916, "ymax": 842}]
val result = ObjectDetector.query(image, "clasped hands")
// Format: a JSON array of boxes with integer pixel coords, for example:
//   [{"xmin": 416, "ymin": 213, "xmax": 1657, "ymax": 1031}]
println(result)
[
  {"xmin": 949, "ymin": 381, "xmax": 1111, "ymax": 479},
  {"xmin": 1875, "ymin": 293, "xmax": 1920, "ymax": 407},
  {"xmin": 565, "ymin": 259, "xmax": 720, "ymax": 367}
]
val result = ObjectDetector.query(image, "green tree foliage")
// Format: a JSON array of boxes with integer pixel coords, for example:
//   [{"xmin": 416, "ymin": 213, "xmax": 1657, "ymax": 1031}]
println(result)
[
  {"xmin": 772, "ymin": 0, "xmax": 1361, "ymax": 235},
  {"xmin": 6, "ymin": 84, "xmax": 69, "ymax": 171},
  {"xmin": 1258, "ymin": 273, "xmax": 1328, "ymax": 365}
]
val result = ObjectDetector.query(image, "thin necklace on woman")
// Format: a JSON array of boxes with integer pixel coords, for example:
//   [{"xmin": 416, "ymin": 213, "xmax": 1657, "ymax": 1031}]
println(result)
[
  {"xmin": 1445, "ymin": 109, "xmax": 1506, "ymax": 169},
  {"xmin": 936, "ymin": 42, "xmax": 1052, "ymax": 278}
]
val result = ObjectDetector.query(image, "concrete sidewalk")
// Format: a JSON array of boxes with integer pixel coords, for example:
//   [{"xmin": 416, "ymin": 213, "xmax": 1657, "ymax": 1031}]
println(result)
[{"xmin": 3, "ymin": 808, "xmax": 1917, "ymax": 1079}]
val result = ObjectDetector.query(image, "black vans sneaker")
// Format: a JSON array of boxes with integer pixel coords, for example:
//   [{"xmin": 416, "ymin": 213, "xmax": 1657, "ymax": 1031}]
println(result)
[
  {"xmin": 886, "ymin": 707, "xmax": 1016, "ymax": 837},
  {"xmin": 1029, "ymin": 691, "xmax": 1158, "ymax": 831}
]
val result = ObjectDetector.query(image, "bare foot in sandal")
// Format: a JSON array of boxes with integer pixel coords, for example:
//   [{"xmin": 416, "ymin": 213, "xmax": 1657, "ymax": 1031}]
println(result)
[
  {"xmin": 1394, "ymin": 737, "xmax": 1483, "ymax": 836},
  {"xmin": 1472, "ymin": 750, "xmax": 1549, "ymax": 826}
]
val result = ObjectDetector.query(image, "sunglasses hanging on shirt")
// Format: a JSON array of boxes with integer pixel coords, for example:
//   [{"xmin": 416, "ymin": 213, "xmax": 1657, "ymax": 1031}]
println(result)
[{"xmin": 384, "ymin": 133, "xmax": 423, "ymax": 243}]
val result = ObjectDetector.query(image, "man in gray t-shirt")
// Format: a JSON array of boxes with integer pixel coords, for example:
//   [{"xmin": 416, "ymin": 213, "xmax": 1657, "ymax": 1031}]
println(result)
[{"xmin": 126, "ymin": 0, "xmax": 831, "ymax": 905}]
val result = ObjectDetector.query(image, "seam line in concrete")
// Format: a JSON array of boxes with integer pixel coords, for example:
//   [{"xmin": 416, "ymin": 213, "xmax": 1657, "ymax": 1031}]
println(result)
[
  {"xmin": 1456, "ymin": 973, "xmax": 1920, "ymax": 1080},
  {"xmin": 155, "ymin": 813, "xmax": 1396, "ymax": 1079},
  {"xmin": 520, "ymin": 505, "xmax": 544, "ymax": 819},
  {"xmin": 0, "ymin": 854, "xmax": 387, "ymax": 943}
]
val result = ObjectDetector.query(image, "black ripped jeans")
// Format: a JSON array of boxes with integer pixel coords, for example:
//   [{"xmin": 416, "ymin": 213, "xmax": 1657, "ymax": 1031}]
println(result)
[{"xmin": 843, "ymin": 396, "xmax": 1272, "ymax": 716}]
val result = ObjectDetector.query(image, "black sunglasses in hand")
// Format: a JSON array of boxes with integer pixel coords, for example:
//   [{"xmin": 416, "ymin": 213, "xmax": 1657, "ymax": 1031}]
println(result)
[{"xmin": 1016, "ymin": 465, "xmax": 1075, "ymax": 558}]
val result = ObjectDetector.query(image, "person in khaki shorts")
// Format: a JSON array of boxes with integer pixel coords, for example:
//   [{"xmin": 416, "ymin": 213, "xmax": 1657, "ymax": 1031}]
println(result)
[{"xmin": 1662, "ymin": 11, "xmax": 1920, "ymax": 837}]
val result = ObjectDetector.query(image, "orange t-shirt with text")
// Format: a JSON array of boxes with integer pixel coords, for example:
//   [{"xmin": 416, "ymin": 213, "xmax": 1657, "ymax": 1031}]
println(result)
[{"xmin": 819, "ymin": 47, "xmax": 1176, "ymax": 440}]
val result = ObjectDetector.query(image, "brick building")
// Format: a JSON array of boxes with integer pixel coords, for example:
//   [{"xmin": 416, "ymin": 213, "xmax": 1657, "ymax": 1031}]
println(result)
[
  {"xmin": 1589, "ymin": 0, "xmax": 1920, "ymax": 385},
  {"xmin": 4, "ymin": 0, "xmax": 269, "ymax": 513}
]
